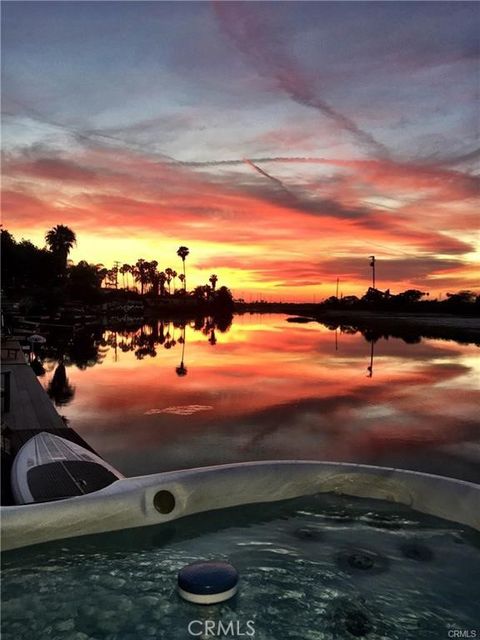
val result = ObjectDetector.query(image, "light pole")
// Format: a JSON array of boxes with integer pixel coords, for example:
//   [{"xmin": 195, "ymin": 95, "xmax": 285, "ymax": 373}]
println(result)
[{"xmin": 369, "ymin": 256, "xmax": 376, "ymax": 289}]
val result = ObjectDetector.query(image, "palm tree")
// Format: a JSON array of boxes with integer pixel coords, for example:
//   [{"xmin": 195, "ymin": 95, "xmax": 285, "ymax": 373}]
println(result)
[
  {"xmin": 176, "ymin": 246, "xmax": 190, "ymax": 291},
  {"xmin": 104, "ymin": 268, "xmax": 116, "ymax": 289},
  {"xmin": 45, "ymin": 225, "xmax": 76, "ymax": 271},
  {"xmin": 148, "ymin": 262, "xmax": 161, "ymax": 297},
  {"xmin": 96, "ymin": 264, "xmax": 108, "ymax": 287},
  {"xmin": 133, "ymin": 259, "xmax": 149, "ymax": 295},
  {"xmin": 209, "ymin": 274, "xmax": 218, "ymax": 291},
  {"xmin": 148, "ymin": 260, "xmax": 158, "ymax": 295},
  {"xmin": 172, "ymin": 270, "xmax": 178, "ymax": 293},
  {"xmin": 159, "ymin": 271, "xmax": 167, "ymax": 297},
  {"xmin": 165, "ymin": 267, "xmax": 173, "ymax": 295},
  {"xmin": 120, "ymin": 263, "xmax": 131, "ymax": 290}
]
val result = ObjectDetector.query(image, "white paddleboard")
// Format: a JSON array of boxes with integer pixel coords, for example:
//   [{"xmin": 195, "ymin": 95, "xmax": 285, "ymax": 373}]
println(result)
[{"xmin": 11, "ymin": 432, "xmax": 124, "ymax": 505}]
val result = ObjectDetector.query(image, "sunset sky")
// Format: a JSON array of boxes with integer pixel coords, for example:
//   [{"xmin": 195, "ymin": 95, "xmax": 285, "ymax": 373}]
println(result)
[{"xmin": 2, "ymin": 1, "xmax": 479, "ymax": 300}]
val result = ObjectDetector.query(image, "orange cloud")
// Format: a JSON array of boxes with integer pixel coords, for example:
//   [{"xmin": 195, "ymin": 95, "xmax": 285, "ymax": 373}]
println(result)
[{"xmin": 2, "ymin": 144, "xmax": 478, "ymax": 299}]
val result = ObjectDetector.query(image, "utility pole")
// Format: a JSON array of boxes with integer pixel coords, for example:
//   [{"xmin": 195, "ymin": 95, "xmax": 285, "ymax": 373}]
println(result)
[{"xmin": 369, "ymin": 256, "xmax": 376, "ymax": 289}]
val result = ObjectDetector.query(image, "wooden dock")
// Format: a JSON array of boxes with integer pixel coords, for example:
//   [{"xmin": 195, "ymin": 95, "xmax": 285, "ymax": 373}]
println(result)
[{"xmin": 1, "ymin": 340, "xmax": 101, "ymax": 505}]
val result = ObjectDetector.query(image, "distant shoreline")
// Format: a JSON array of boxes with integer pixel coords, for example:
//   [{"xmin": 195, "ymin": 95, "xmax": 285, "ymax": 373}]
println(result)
[
  {"xmin": 4, "ymin": 296, "xmax": 479, "ymax": 344},
  {"xmin": 235, "ymin": 304, "xmax": 480, "ymax": 343}
]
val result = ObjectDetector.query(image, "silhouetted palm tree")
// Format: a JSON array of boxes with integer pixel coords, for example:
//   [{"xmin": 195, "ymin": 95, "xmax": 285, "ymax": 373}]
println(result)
[
  {"xmin": 148, "ymin": 263, "xmax": 161, "ymax": 297},
  {"xmin": 172, "ymin": 270, "xmax": 178, "ymax": 292},
  {"xmin": 147, "ymin": 260, "xmax": 159, "ymax": 295},
  {"xmin": 133, "ymin": 259, "xmax": 149, "ymax": 295},
  {"xmin": 209, "ymin": 274, "xmax": 218, "ymax": 291},
  {"xmin": 193, "ymin": 284, "xmax": 211, "ymax": 302},
  {"xmin": 104, "ymin": 268, "xmax": 117, "ymax": 289},
  {"xmin": 176, "ymin": 246, "xmax": 190, "ymax": 290},
  {"xmin": 165, "ymin": 267, "xmax": 173, "ymax": 294},
  {"xmin": 159, "ymin": 271, "xmax": 167, "ymax": 297},
  {"xmin": 45, "ymin": 225, "xmax": 76, "ymax": 270},
  {"xmin": 120, "ymin": 263, "xmax": 131, "ymax": 290}
]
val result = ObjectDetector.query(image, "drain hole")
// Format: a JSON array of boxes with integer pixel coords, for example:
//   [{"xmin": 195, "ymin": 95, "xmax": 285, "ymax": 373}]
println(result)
[
  {"xmin": 400, "ymin": 542, "xmax": 434, "ymax": 562},
  {"xmin": 344, "ymin": 610, "xmax": 373, "ymax": 637},
  {"xmin": 348, "ymin": 553, "xmax": 375, "ymax": 571},
  {"xmin": 337, "ymin": 548, "xmax": 388, "ymax": 574},
  {"xmin": 153, "ymin": 490, "xmax": 175, "ymax": 514},
  {"xmin": 329, "ymin": 596, "xmax": 379, "ymax": 639}
]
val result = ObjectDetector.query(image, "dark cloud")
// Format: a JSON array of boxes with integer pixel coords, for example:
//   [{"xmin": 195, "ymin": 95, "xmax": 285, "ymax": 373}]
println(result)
[{"xmin": 196, "ymin": 254, "xmax": 470, "ymax": 289}]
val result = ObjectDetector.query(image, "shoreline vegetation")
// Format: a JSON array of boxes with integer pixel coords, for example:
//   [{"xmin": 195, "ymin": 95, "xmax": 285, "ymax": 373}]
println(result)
[{"xmin": 2, "ymin": 226, "xmax": 479, "ymax": 345}]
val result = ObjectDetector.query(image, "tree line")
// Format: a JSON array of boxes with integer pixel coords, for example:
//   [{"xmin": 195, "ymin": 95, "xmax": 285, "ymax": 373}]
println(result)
[
  {"xmin": 321, "ymin": 286, "xmax": 479, "ymax": 314},
  {"xmin": 2, "ymin": 225, "xmax": 476, "ymax": 315},
  {"xmin": 1, "ymin": 226, "xmax": 233, "ymax": 309}
]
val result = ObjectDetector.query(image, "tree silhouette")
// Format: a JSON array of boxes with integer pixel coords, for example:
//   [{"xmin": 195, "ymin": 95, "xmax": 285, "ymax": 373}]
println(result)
[
  {"xmin": 165, "ymin": 267, "xmax": 173, "ymax": 294},
  {"xmin": 148, "ymin": 262, "xmax": 161, "ymax": 297},
  {"xmin": 45, "ymin": 225, "xmax": 76, "ymax": 271},
  {"xmin": 175, "ymin": 326, "xmax": 188, "ymax": 376},
  {"xmin": 159, "ymin": 271, "xmax": 167, "ymax": 297},
  {"xmin": 148, "ymin": 260, "xmax": 159, "ymax": 295},
  {"xmin": 446, "ymin": 290, "xmax": 476, "ymax": 304},
  {"xmin": 133, "ymin": 258, "xmax": 149, "ymax": 295},
  {"xmin": 2, "ymin": 229, "xmax": 56, "ymax": 291},
  {"xmin": 178, "ymin": 273, "xmax": 185, "ymax": 293},
  {"xmin": 47, "ymin": 362, "xmax": 76, "ymax": 406},
  {"xmin": 177, "ymin": 246, "xmax": 190, "ymax": 291},
  {"xmin": 68, "ymin": 261, "xmax": 104, "ymax": 301},
  {"xmin": 120, "ymin": 263, "xmax": 131, "ymax": 290},
  {"xmin": 209, "ymin": 274, "xmax": 218, "ymax": 291},
  {"xmin": 193, "ymin": 284, "xmax": 210, "ymax": 301},
  {"xmin": 394, "ymin": 289, "xmax": 426, "ymax": 304}
]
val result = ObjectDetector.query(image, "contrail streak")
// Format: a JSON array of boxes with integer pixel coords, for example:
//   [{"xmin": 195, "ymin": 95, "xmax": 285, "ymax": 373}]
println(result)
[
  {"xmin": 181, "ymin": 156, "xmax": 330, "ymax": 167},
  {"xmin": 2, "ymin": 98, "xmax": 178, "ymax": 163},
  {"xmin": 213, "ymin": 2, "xmax": 389, "ymax": 157},
  {"xmin": 244, "ymin": 158, "xmax": 292, "ymax": 194}
]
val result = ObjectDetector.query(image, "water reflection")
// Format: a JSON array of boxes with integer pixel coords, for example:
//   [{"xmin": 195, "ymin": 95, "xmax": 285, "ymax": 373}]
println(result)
[
  {"xmin": 103, "ymin": 315, "xmax": 231, "ymax": 364},
  {"xmin": 47, "ymin": 362, "xmax": 75, "ymax": 407},
  {"xmin": 176, "ymin": 326, "xmax": 188, "ymax": 377},
  {"xmin": 367, "ymin": 340, "xmax": 375, "ymax": 378},
  {"xmin": 37, "ymin": 313, "xmax": 233, "ymax": 381},
  {"xmin": 35, "ymin": 314, "xmax": 479, "ymax": 483}
]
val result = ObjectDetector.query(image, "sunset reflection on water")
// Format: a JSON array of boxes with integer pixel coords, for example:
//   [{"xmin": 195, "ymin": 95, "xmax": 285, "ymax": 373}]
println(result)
[{"xmin": 40, "ymin": 315, "xmax": 480, "ymax": 482}]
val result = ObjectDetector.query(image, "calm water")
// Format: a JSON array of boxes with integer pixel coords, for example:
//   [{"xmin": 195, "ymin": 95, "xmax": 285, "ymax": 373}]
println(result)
[{"xmin": 40, "ymin": 314, "xmax": 480, "ymax": 482}]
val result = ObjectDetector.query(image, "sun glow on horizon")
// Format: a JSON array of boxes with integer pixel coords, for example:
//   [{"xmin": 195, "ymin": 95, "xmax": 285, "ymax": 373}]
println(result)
[{"xmin": 2, "ymin": 2, "xmax": 478, "ymax": 301}]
